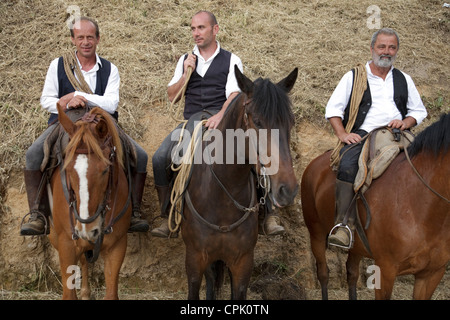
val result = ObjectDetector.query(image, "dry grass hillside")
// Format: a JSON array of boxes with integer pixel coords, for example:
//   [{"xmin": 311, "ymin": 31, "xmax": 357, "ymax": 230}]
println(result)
[{"xmin": 0, "ymin": 0, "xmax": 448, "ymax": 300}]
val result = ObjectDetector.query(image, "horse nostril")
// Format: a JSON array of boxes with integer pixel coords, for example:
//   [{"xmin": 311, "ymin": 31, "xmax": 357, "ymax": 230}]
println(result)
[
  {"xmin": 91, "ymin": 228, "xmax": 100, "ymax": 238},
  {"xmin": 277, "ymin": 183, "xmax": 298, "ymax": 205},
  {"xmin": 279, "ymin": 184, "xmax": 288, "ymax": 198}
]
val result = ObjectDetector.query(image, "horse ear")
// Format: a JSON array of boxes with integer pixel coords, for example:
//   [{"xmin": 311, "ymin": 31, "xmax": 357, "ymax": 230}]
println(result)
[
  {"xmin": 95, "ymin": 118, "xmax": 109, "ymax": 139},
  {"xmin": 57, "ymin": 103, "xmax": 77, "ymax": 137},
  {"xmin": 277, "ymin": 67, "xmax": 298, "ymax": 93},
  {"xmin": 234, "ymin": 65, "xmax": 254, "ymax": 96}
]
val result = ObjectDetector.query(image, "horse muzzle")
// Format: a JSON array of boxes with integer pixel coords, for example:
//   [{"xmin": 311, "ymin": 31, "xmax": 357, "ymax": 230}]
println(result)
[
  {"xmin": 270, "ymin": 182, "xmax": 299, "ymax": 208},
  {"xmin": 74, "ymin": 222, "xmax": 102, "ymax": 243}
]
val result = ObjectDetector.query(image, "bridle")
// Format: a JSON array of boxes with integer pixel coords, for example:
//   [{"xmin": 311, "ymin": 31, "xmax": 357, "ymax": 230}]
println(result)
[
  {"xmin": 184, "ymin": 94, "xmax": 272, "ymax": 232},
  {"xmin": 60, "ymin": 118, "xmax": 132, "ymax": 242}
]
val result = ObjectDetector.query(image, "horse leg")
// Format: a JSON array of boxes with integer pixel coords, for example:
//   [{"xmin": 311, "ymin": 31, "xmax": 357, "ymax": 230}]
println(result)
[
  {"xmin": 374, "ymin": 263, "xmax": 396, "ymax": 300},
  {"xmin": 185, "ymin": 251, "xmax": 207, "ymax": 300},
  {"xmin": 413, "ymin": 266, "xmax": 446, "ymax": 300},
  {"xmin": 346, "ymin": 252, "xmax": 362, "ymax": 300},
  {"xmin": 58, "ymin": 238, "xmax": 79, "ymax": 300},
  {"xmin": 310, "ymin": 235, "xmax": 329, "ymax": 300},
  {"xmin": 228, "ymin": 254, "xmax": 253, "ymax": 300},
  {"xmin": 103, "ymin": 236, "xmax": 127, "ymax": 300},
  {"xmin": 79, "ymin": 254, "xmax": 92, "ymax": 300}
]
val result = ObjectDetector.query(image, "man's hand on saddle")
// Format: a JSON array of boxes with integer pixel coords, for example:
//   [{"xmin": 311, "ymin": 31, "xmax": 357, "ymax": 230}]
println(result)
[
  {"xmin": 340, "ymin": 132, "xmax": 362, "ymax": 145},
  {"xmin": 66, "ymin": 95, "xmax": 88, "ymax": 110},
  {"xmin": 388, "ymin": 119, "xmax": 407, "ymax": 131},
  {"xmin": 205, "ymin": 111, "xmax": 224, "ymax": 130}
]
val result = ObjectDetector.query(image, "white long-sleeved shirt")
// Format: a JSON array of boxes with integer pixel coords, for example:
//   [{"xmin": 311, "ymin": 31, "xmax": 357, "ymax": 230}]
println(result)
[
  {"xmin": 40, "ymin": 52, "xmax": 120, "ymax": 115},
  {"xmin": 168, "ymin": 41, "xmax": 243, "ymax": 99},
  {"xmin": 325, "ymin": 62, "xmax": 427, "ymax": 132}
]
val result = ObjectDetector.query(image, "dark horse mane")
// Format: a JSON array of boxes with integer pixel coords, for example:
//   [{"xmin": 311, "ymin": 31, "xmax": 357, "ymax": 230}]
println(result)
[
  {"xmin": 251, "ymin": 77, "xmax": 295, "ymax": 128},
  {"xmin": 407, "ymin": 112, "xmax": 450, "ymax": 158},
  {"xmin": 224, "ymin": 77, "xmax": 294, "ymax": 130}
]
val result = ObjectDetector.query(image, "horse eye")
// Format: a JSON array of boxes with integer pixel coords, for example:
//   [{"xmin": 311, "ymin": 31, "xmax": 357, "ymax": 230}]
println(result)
[
  {"xmin": 102, "ymin": 167, "xmax": 109, "ymax": 175},
  {"xmin": 253, "ymin": 117, "xmax": 263, "ymax": 128}
]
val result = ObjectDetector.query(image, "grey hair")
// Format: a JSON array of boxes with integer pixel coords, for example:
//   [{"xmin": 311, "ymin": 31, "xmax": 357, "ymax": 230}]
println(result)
[{"xmin": 371, "ymin": 28, "xmax": 400, "ymax": 48}]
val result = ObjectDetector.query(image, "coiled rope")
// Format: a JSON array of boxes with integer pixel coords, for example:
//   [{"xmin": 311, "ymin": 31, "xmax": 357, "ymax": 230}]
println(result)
[
  {"xmin": 63, "ymin": 50, "xmax": 93, "ymax": 94},
  {"xmin": 167, "ymin": 66, "xmax": 197, "ymax": 234},
  {"xmin": 168, "ymin": 119, "xmax": 206, "ymax": 233},
  {"xmin": 330, "ymin": 63, "xmax": 367, "ymax": 170}
]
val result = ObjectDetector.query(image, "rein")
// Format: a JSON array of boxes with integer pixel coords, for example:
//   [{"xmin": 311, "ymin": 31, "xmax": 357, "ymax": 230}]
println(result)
[
  {"xmin": 180, "ymin": 95, "xmax": 270, "ymax": 233},
  {"xmin": 404, "ymin": 144, "xmax": 450, "ymax": 203}
]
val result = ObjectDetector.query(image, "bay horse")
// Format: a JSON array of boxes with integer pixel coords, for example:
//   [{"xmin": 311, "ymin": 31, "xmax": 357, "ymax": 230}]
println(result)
[
  {"xmin": 301, "ymin": 113, "xmax": 450, "ymax": 300},
  {"xmin": 47, "ymin": 103, "xmax": 132, "ymax": 299},
  {"xmin": 179, "ymin": 66, "xmax": 299, "ymax": 299}
]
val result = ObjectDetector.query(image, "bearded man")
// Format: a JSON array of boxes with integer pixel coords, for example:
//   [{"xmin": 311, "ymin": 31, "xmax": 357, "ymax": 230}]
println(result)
[{"xmin": 325, "ymin": 28, "xmax": 427, "ymax": 248}]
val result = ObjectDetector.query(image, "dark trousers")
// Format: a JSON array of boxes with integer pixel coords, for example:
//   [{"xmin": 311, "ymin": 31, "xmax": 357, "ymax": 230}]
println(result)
[
  {"xmin": 336, "ymin": 129, "xmax": 368, "ymax": 183},
  {"xmin": 152, "ymin": 110, "xmax": 217, "ymax": 187}
]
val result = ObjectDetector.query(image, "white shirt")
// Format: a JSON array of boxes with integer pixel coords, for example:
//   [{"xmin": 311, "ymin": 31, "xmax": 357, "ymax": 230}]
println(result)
[
  {"xmin": 325, "ymin": 62, "xmax": 427, "ymax": 132},
  {"xmin": 168, "ymin": 41, "xmax": 243, "ymax": 99},
  {"xmin": 40, "ymin": 52, "xmax": 120, "ymax": 115}
]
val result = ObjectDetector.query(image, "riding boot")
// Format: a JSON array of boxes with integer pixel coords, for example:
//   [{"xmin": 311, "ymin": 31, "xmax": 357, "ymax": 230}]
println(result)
[
  {"xmin": 150, "ymin": 185, "xmax": 178, "ymax": 238},
  {"xmin": 20, "ymin": 169, "xmax": 50, "ymax": 236},
  {"xmin": 328, "ymin": 179, "xmax": 357, "ymax": 249},
  {"xmin": 128, "ymin": 172, "xmax": 150, "ymax": 233},
  {"xmin": 263, "ymin": 213, "xmax": 285, "ymax": 236},
  {"xmin": 258, "ymin": 196, "xmax": 285, "ymax": 236}
]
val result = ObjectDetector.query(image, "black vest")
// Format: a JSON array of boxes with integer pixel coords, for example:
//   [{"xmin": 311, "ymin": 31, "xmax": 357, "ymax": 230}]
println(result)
[
  {"xmin": 343, "ymin": 68, "xmax": 408, "ymax": 132},
  {"xmin": 183, "ymin": 49, "xmax": 231, "ymax": 119},
  {"xmin": 48, "ymin": 56, "xmax": 116, "ymax": 124}
]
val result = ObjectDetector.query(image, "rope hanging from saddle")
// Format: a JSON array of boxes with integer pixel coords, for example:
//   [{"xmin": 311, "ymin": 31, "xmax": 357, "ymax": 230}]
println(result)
[
  {"xmin": 167, "ymin": 65, "xmax": 195, "ymax": 234},
  {"xmin": 168, "ymin": 119, "xmax": 206, "ymax": 233},
  {"xmin": 330, "ymin": 63, "xmax": 367, "ymax": 170},
  {"xmin": 63, "ymin": 50, "xmax": 93, "ymax": 94}
]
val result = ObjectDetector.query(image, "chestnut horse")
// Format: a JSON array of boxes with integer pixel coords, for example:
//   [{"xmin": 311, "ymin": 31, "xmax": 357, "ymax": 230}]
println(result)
[
  {"xmin": 47, "ymin": 104, "xmax": 131, "ymax": 299},
  {"xmin": 301, "ymin": 113, "xmax": 450, "ymax": 300},
  {"xmin": 179, "ymin": 66, "xmax": 299, "ymax": 299}
]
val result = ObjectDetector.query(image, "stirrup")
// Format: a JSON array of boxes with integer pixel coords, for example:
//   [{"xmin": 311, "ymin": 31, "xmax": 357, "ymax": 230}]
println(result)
[
  {"xmin": 328, "ymin": 223, "xmax": 354, "ymax": 249},
  {"xmin": 20, "ymin": 210, "xmax": 49, "ymax": 235}
]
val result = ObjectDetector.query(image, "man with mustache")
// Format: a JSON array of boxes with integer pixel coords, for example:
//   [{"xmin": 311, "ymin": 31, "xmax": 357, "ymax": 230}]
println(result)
[
  {"xmin": 20, "ymin": 16, "xmax": 150, "ymax": 235},
  {"xmin": 151, "ymin": 11, "xmax": 285, "ymax": 238},
  {"xmin": 325, "ymin": 28, "xmax": 427, "ymax": 248}
]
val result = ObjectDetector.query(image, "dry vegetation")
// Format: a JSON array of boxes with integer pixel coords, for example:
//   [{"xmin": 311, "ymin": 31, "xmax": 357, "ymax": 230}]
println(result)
[{"xmin": 0, "ymin": 0, "xmax": 448, "ymax": 300}]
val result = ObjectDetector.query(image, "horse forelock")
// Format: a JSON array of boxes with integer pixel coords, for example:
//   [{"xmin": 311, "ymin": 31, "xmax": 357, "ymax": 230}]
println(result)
[
  {"xmin": 408, "ymin": 113, "xmax": 450, "ymax": 158},
  {"xmin": 63, "ymin": 107, "xmax": 123, "ymax": 170},
  {"xmin": 251, "ymin": 78, "xmax": 294, "ymax": 130}
]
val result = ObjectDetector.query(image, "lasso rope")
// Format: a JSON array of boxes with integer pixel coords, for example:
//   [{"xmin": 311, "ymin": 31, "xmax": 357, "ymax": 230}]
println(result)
[
  {"xmin": 330, "ymin": 63, "xmax": 367, "ymax": 170},
  {"xmin": 166, "ymin": 66, "xmax": 197, "ymax": 234},
  {"xmin": 63, "ymin": 50, "xmax": 93, "ymax": 94},
  {"xmin": 168, "ymin": 119, "xmax": 206, "ymax": 233}
]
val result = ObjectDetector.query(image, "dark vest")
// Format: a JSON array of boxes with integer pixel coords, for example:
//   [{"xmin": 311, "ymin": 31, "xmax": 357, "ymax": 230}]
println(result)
[
  {"xmin": 48, "ymin": 56, "xmax": 116, "ymax": 124},
  {"xmin": 343, "ymin": 68, "xmax": 408, "ymax": 132},
  {"xmin": 183, "ymin": 48, "xmax": 231, "ymax": 119}
]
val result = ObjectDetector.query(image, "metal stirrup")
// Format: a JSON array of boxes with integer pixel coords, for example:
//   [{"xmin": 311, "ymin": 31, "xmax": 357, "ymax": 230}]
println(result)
[{"xmin": 328, "ymin": 223, "xmax": 354, "ymax": 250}]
